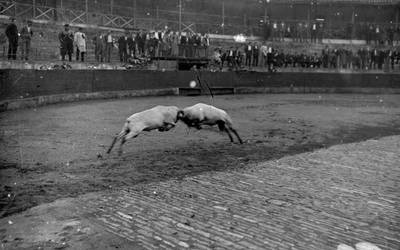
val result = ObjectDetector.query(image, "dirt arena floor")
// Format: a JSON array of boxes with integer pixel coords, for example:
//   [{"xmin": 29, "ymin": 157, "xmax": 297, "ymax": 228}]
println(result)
[{"xmin": 1, "ymin": 93, "xmax": 400, "ymax": 220}]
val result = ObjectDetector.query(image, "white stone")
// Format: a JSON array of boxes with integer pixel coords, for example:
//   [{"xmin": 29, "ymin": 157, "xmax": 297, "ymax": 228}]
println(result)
[
  {"xmin": 337, "ymin": 244, "xmax": 355, "ymax": 250},
  {"xmin": 355, "ymin": 242, "xmax": 382, "ymax": 250}
]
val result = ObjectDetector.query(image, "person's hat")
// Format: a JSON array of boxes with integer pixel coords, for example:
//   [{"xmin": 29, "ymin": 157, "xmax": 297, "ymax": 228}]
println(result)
[
  {"xmin": 64, "ymin": 23, "xmax": 70, "ymax": 27},
  {"xmin": 27, "ymin": 20, "xmax": 33, "ymax": 24}
]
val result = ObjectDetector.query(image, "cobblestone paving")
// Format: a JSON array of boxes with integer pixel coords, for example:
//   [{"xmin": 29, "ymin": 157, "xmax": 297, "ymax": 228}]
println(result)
[{"xmin": 77, "ymin": 136, "xmax": 400, "ymax": 250}]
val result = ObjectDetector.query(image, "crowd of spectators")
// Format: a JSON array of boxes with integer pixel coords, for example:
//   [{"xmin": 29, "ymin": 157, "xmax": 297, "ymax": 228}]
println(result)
[
  {"xmin": 264, "ymin": 21, "xmax": 324, "ymax": 43},
  {"xmin": 264, "ymin": 20, "xmax": 400, "ymax": 46},
  {"xmin": 2, "ymin": 16, "xmax": 211, "ymax": 63},
  {"xmin": 2, "ymin": 16, "xmax": 400, "ymax": 72},
  {"xmin": 91, "ymin": 29, "xmax": 210, "ymax": 63},
  {"xmin": 212, "ymin": 43, "xmax": 400, "ymax": 72}
]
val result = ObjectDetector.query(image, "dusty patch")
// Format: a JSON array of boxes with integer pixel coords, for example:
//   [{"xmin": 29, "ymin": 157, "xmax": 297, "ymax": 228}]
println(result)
[{"xmin": 1, "ymin": 94, "xmax": 400, "ymax": 218}]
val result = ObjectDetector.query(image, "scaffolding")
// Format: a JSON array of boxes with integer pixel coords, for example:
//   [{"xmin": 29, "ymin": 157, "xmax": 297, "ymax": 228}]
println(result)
[{"xmin": 0, "ymin": 0, "xmax": 398, "ymax": 38}]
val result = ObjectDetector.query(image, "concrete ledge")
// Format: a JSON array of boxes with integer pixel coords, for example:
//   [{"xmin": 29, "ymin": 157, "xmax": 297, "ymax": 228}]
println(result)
[
  {"xmin": 0, "ymin": 88, "xmax": 179, "ymax": 112},
  {"xmin": 2, "ymin": 86, "xmax": 400, "ymax": 112},
  {"xmin": 234, "ymin": 87, "xmax": 400, "ymax": 95}
]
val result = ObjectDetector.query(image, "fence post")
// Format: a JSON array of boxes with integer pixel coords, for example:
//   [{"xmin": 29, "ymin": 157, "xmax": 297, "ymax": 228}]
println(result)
[
  {"xmin": 86, "ymin": 0, "xmax": 88, "ymax": 23},
  {"xmin": 133, "ymin": 0, "xmax": 136, "ymax": 27},
  {"xmin": 110, "ymin": 0, "xmax": 113, "ymax": 15},
  {"xmin": 179, "ymin": 0, "xmax": 182, "ymax": 33},
  {"xmin": 32, "ymin": 0, "xmax": 36, "ymax": 18},
  {"xmin": 222, "ymin": 0, "xmax": 225, "ymax": 35}
]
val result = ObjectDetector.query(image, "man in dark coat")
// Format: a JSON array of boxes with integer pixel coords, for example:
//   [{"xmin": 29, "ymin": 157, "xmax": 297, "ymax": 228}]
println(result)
[
  {"xmin": 136, "ymin": 30, "xmax": 145, "ymax": 56},
  {"xmin": 93, "ymin": 32, "xmax": 105, "ymax": 62},
  {"xmin": 58, "ymin": 24, "xmax": 74, "ymax": 61},
  {"xmin": 5, "ymin": 17, "xmax": 18, "ymax": 60},
  {"xmin": 252, "ymin": 43, "xmax": 259, "ymax": 67},
  {"xmin": 20, "ymin": 19, "xmax": 33, "ymax": 61},
  {"xmin": 127, "ymin": 33, "xmax": 136, "ymax": 58},
  {"xmin": 118, "ymin": 31, "xmax": 129, "ymax": 62}
]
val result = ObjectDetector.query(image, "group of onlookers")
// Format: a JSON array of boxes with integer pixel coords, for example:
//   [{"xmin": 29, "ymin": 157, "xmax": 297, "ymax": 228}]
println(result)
[
  {"xmin": 212, "ymin": 43, "xmax": 400, "ymax": 71},
  {"xmin": 3, "ymin": 17, "xmax": 33, "ymax": 60},
  {"xmin": 2, "ymin": 16, "xmax": 210, "ymax": 63},
  {"xmin": 264, "ymin": 20, "xmax": 400, "ymax": 46},
  {"xmin": 58, "ymin": 24, "xmax": 87, "ymax": 62},
  {"xmin": 91, "ymin": 30, "xmax": 210, "ymax": 63},
  {"xmin": 264, "ymin": 21, "xmax": 324, "ymax": 44},
  {"xmin": 3, "ymin": 16, "xmax": 400, "ymax": 73}
]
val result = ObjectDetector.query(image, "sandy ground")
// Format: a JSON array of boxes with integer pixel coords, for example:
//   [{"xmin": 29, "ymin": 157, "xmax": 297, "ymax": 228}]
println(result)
[{"xmin": 1, "ymin": 94, "xmax": 400, "ymax": 221}]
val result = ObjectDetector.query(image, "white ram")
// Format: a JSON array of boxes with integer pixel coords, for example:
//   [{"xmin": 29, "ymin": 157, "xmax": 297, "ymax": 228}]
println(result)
[
  {"xmin": 178, "ymin": 103, "xmax": 243, "ymax": 144},
  {"xmin": 107, "ymin": 105, "xmax": 180, "ymax": 155}
]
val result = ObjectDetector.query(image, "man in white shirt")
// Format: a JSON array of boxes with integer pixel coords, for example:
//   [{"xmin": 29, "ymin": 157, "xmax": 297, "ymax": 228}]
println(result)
[
  {"xmin": 74, "ymin": 27, "xmax": 86, "ymax": 62},
  {"xmin": 105, "ymin": 31, "xmax": 113, "ymax": 62},
  {"xmin": 260, "ymin": 43, "xmax": 268, "ymax": 67}
]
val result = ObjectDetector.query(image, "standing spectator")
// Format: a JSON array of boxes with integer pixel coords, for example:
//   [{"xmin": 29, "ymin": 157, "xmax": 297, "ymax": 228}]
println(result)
[
  {"xmin": 252, "ymin": 43, "xmax": 259, "ymax": 67},
  {"xmin": 367, "ymin": 23, "xmax": 374, "ymax": 45},
  {"xmin": 179, "ymin": 32, "xmax": 187, "ymax": 57},
  {"xmin": 387, "ymin": 25, "xmax": 394, "ymax": 46},
  {"xmin": 279, "ymin": 22, "xmax": 285, "ymax": 41},
  {"xmin": 264, "ymin": 20, "xmax": 271, "ymax": 41},
  {"xmin": 371, "ymin": 47, "xmax": 378, "ymax": 69},
  {"xmin": 171, "ymin": 31, "xmax": 179, "ymax": 57},
  {"xmin": 292, "ymin": 23, "xmax": 298, "ymax": 42},
  {"xmin": 317, "ymin": 22, "xmax": 324, "ymax": 43},
  {"xmin": 20, "ymin": 19, "xmax": 33, "ymax": 61},
  {"xmin": 260, "ymin": 42, "xmax": 268, "ymax": 67},
  {"xmin": 166, "ymin": 31, "xmax": 173, "ymax": 56},
  {"xmin": 74, "ymin": 27, "xmax": 86, "ymax": 62},
  {"xmin": 322, "ymin": 46, "xmax": 329, "ymax": 68},
  {"xmin": 5, "ymin": 17, "xmax": 18, "ymax": 60},
  {"xmin": 227, "ymin": 46, "xmax": 235, "ymax": 69},
  {"xmin": 220, "ymin": 49, "xmax": 227, "ymax": 70},
  {"xmin": 93, "ymin": 32, "xmax": 105, "ymax": 62},
  {"xmin": 194, "ymin": 33, "xmax": 202, "ymax": 57},
  {"xmin": 136, "ymin": 30, "xmax": 145, "ymax": 56},
  {"xmin": 366, "ymin": 47, "xmax": 371, "ymax": 70},
  {"xmin": 267, "ymin": 46, "xmax": 274, "ymax": 71},
  {"xmin": 311, "ymin": 22, "xmax": 317, "ymax": 43},
  {"xmin": 377, "ymin": 49, "xmax": 385, "ymax": 70},
  {"xmin": 304, "ymin": 23, "xmax": 309, "ymax": 42},
  {"xmin": 286, "ymin": 24, "xmax": 292, "ymax": 41},
  {"xmin": 297, "ymin": 22, "xmax": 304, "ymax": 42},
  {"xmin": 202, "ymin": 33, "xmax": 210, "ymax": 57},
  {"xmin": 244, "ymin": 42, "xmax": 252, "ymax": 67},
  {"xmin": 358, "ymin": 48, "xmax": 366, "ymax": 70},
  {"xmin": 235, "ymin": 47, "xmax": 243, "ymax": 69},
  {"xmin": 118, "ymin": 31, "xmax": 129, "ymax": 62},
  {"xmin": 147, "ymin": 32, "xmax": 158, "ymax": 57},
  {"xmin": 272, "ymin": 22, "xmax": 278, "ymax": 41},
  {"xmin": 58, "ymin": 24, "xmax": 74, "ymax": 61},
  {"xmin": 375, "ymin": 25, "xmax": 381, "ymax": 45},
  {"xmin": 127, "ymin": 32, "xmax": 136, "ymax": 58},
  {"xmin": 389, "ymin": 48, "xmax": 396, "ymax": 70},
  {"xmin": 187, "ymin": 32, "xmax": 195, "ymax": 57},
  {"xmin": 105, "ymin": 31, "xmax": 113, "ymax": 62}
]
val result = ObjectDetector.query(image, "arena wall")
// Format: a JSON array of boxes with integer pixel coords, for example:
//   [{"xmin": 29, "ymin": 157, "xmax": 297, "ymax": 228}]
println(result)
[{"xmin": 1, "ymin": 69, "xmax": 399, "ymax": 111}]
